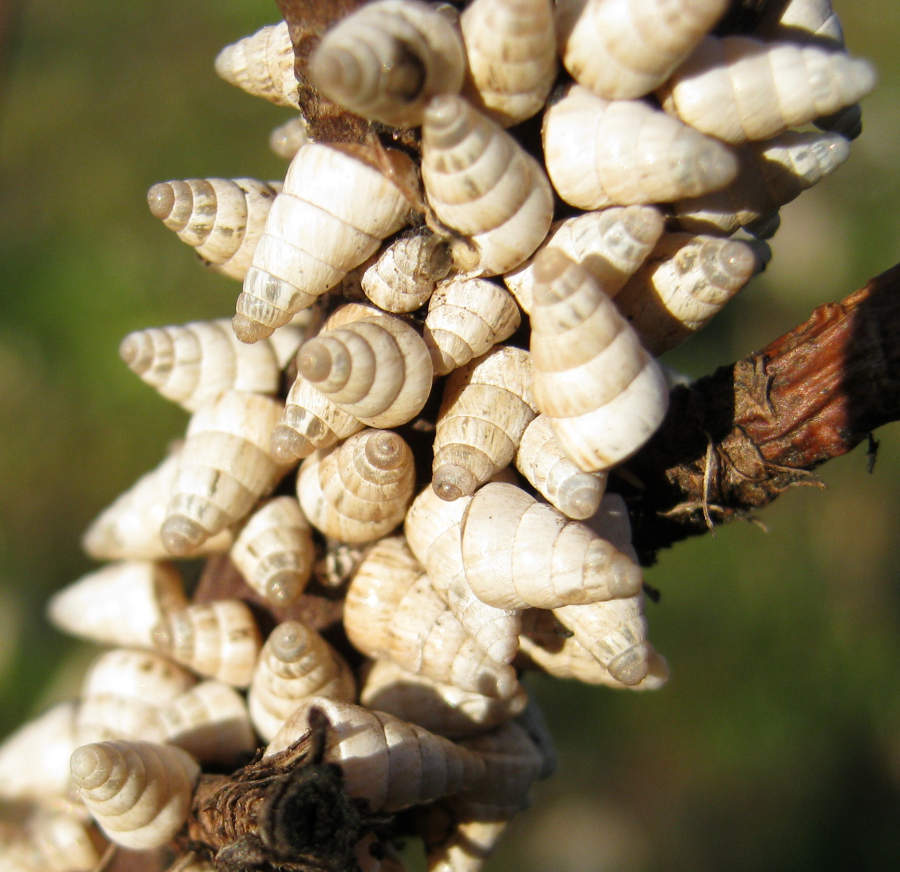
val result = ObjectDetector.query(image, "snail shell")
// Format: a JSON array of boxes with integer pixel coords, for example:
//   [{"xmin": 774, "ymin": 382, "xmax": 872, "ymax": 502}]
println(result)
[
  {"xmin": 47, "ymin": 560, "xmax": 186, "ymax": 649},
  {"xmin": 542, "ymin": 84, "xmax": 738, "ymax": 210},
  {"xmin": 235, "ymin": 143, "xmax": 417, "ymax": 342},
  {"xmin": 657, "ymin": 35, "xmax": 877, "ymax": 144},
  {"xmin": 0, "ymin": 701, "xmax": 80, "ymax": 803},
  {"xmin": 426, "ymin": 817, "xmax": 509, "ymax": 872},
  {"xmin": 296, "ymin": 304, "xmax": 433, "ymax": 429},
  {"xmin": 459, "ymin": 482, "xmax": 644, "ymax": 609},
  {"xmin": 119, "ymin": 319, "xmax": 304, "ymax": 412},
  {"xmin": 515, "ymin": 413, "xmax": 607, "ymax": 520},
  {"xmin": 159, "ymin": 681, "xmax": 257, "ymax": 767},
  {"xmin": 74, "ymin": 695, "xmax": 166, "ymax": 746},
  {"xmin": 424, "ymin": 276, "xmax": 520, "ymax": 377},
  {"xmin": 81, "ymin": 650, "xmax": 195, "ymax": 707},
  {"xmin": 673, "ymin": 130, "xmax": 851, "ymax": 236},
  {"xmin": 421, "ymin": 94, "xmax": 554, "ymax": 277},
  {"xmin": 269, "ymin": 115, "xmax": 309, "ymax": 160},
  {"xmin": 503, "ymin": 205, "xmax": 664, "ymax": 315},
  {"xmin": 25, "ymin": 808, "xmax": 105, "ymax": 872},
  {"xmin": 229, "ymin": 496, "xmax": 315, "ymax": 606},
  {"xmin": 555, "ymin": 0, "xmax": 728, "ymax": 100},
  {"xmin": 345, "ymin": 536, "xmax": 520, "ymax": 698},
  {"xmin": 459, "ymin": 0, "xmax": 558, "ymax": 127},
  {"xmin": 146, "ymin": 178, "xmax": 281, "ymax": 281},
  {"xmin": 160, "ymin": 390, "xmax": 288, "ymax": 556},
  {"xmin": 248, "ymin": 620, "xmax": 356, "ymax": 741},
  {"xmin": 80, "ymin": 446, "xmax": 234, "ymax": 561},
  {"xmin": 297, "ymin": 429, "xmax": 415, "ymax": 543},
  {"xmin": 264, "ymin": 697, "xmax": 487, "ymax": 813},
  {"xmin": 612, "ymin": 232, "xmax": 768, "ymax": 355},
  {"xmin": 309, "ymin": 0, "xmax": 466, "ymax": 127},
  {"xmin": 361, "ymin": 229, "xmax": 453, "ymax": 314},
  {"xmin": 759, "ymin": 0, "xmax": 844, "ymax": 45},
  {"xmin": 360, "ymin": 659, "xmax": 528, "ymax": 740},
  {"xmin": 529, "ymin": 249, "xmax": 669, "ymax": 471},
  {"xmin": 69, "ymin": 739, "xmax": 200, "ymax": 850},
  {"xmin": 405, "ymin": 486, "xmax": 522, "ymax": 666},
  {"xmin": 214, "ymin": 20, "xmax": 298, "ymax": 108},
  {"xmin": 432, "ymin": 346, "xmax": 537, "ymax": 501},
  {"xmin": 151, "ymin": 599, "xmax": 262, "ymax": 688}
]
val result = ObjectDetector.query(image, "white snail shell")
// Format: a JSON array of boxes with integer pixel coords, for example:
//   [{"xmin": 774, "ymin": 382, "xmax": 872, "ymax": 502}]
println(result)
[
  {"xmin": 81, "ymin": 648, "xmax": 196, "ymax": 708},
  {"xmin": 268, "ymin": 115, "xmax": 309, "ymax": 160},
  {"xmin": 214, "ymin": 21, "xmax": 298, "ymax": 108}
]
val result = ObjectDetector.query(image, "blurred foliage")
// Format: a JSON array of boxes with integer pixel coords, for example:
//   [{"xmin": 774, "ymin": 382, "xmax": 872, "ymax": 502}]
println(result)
[{"xmin": 0, "ymin": 2, "xmax": 897, "ymax": 870}]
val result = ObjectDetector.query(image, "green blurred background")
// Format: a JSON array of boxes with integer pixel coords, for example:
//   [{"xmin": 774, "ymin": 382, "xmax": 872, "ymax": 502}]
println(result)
[{"xmin": 1, "ymin": 2, "xmax": 897, "ymax": 869}]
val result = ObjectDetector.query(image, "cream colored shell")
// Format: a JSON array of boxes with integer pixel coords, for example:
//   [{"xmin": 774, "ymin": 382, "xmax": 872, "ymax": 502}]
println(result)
[
  {"xmin": 269, "ymin": 116, "xmax": 309, "ymax": 160},
  {"xmin": 421, "ymin": 94, "xmax": 554, "ymax": 277},
  {"xmin": 426, "ymin": 818, "xmax": 508, "ymax": 872},
  {"xmin": 297, "ymin": 429, "xmax": 416, "ymax": 543},
  {"xmin": 296, "ymin": 305, "xmax": 433, "ymax": 428},
  {"xmin": 146, "ymin": 178, "xmax": 280, "ymax": 280},
  {"xmin": 657, "ymin": 35, "xmax": 877, "ymax": 144},
  {"xmin": 264, "ymin": 697, "xmax": 487, "ymax": 813},
  {"xmin": 309, "ymin": 0, "xmax": 466, "ymax": 127},
  {"xmin": 25, "ymin": 808, "xmax": 104, "ymax": 872},
  {"xmin": 81, "ymin": 649, "xmax": 196, "ymax": 707},
  {"xmin": 119, "ymin": 319, "xmax": 303, "ymax": 412},
  {"xmin": 504, "ymin": 205, "xmax": 664, "ymax": 314},
  {"xmin": 555, "ymin": 0, "xmax": 728, "ymax": 100},
  {"xmin": 460, "ymin": 0, "xmax": 557, "ymax": 127},
  {"xmin": 423, "ymin": 276, "xmax": 521, "ymax": 376},
  {"xmin": 515, "ymin": 413, "xmax": 607, "ymax": 520},
  {"xmin": 612, "ymin": 232, "xmax": 766, "ymax": 355},
  {"xmin": 214, "ymin": 21, "xmax": 298, "ymax": 108},
  {"xmin": 529, "ymin": 249, "xmax": 669, "ymax": 471},
  {"xmin": 248, "ymin": 620, "xmax": 356, "ymax": 741},
  {"xmin": 74, "ymin": 694, "xmax": 166, "ymax": 745},
  {"xmin": 432, "ymin": 346, "xmax": 537, "ymax": 500},
  {"xmin": 47, "ymin": 560, "xmax": 186, "ymax": 649},
  {"xmin": 229, "ymin": 496, "xmax": 315, "ymax": 606},
  {"xmin": 542, "ymin": 84, "xmax": 738, "ymax": 210},
  {"xmin": 344, "ymin": 536, "xmax": 520, "ymax": 698},
  {"xmin": 69, "ymin": 739, "xmax": 200, "ymax": 850},
  {"xmin": 360, "ymin": 659, "xmax": 528, "ymax": 739},
  {"xmin": 236, "ymin": 143, "xmax": 416, "ymax": 342},
  {"xmin": 80, "ymin": 447, "xmax": 234, "ymax": 561},
  {"xmin": 160, "ymin": 390, "xmax": 288, "ymax": 556},
  {"xmin": 151, "ymin": 599, "xmax": 262, "ymax": 688}
]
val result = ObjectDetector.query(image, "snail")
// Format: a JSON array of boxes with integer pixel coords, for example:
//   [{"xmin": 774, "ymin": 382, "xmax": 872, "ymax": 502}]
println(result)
[{"xmin": 214, "ymin": 20, "xmax": 298, "ymax": 108}]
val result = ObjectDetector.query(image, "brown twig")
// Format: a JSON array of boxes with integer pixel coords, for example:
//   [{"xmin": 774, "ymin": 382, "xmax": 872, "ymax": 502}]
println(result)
[{"xmin": 622, "ymin": 262, "xmax": 900, "ymax": 565}]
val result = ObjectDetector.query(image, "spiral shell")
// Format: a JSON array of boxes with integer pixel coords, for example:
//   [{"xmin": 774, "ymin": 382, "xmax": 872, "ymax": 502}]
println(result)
[
  {"xmin": 309, "ymin": 0, "xmax": 466, "ymax": 127},
  {"xmin": 405, "ymin": 486, "xmax": 522, "ymax": 666},
  {"xmin": 612, "ymin": 233, "xmax": 767, "ymax": 355},
  {"xmin": 214, "ymin": 21, "xmax": 298, "ymax": 108},
  {"xmin": 459, "ymin": 0, "xmax": 557, "ymax": 127},
  {"xmin": 296, "ymin": 305, "xmax": 433, "ymax": 428},
  {"xmin": 515, "ymin": 413, "xmax": 607, "ymax": 520},
  {"xmin": 47, "ymin": 560, "xmax": 186, "ymax": 649},
  {"xmin": 248, "ymin": 620, "xmax": 356, "ymax": 741},
  {"xmin": 361, "ymin": 230, "xmax": 453, "ymax": 313},
  {"xmin": 673, "ymin": 130, "xmax": 851, "ymax": 236},
  {"xmin": 297, "ymin": 429, "xmax": 415, "ymax": 543},
  {"xmin": 70, "ymin": 739, "xmax": 200, "ymax": 850},
  {"xmin": 426, "ymin": 817, "xmax": 509, "ymax": 872},
  {"xmin": 424, "ymin": 276, "xmax": 521, "ymax": 377},
  {"xmin": 264, "ymin": 698, "xmax": 487, "ymax": 813},
  {"xmin": 555, "ymin": 0, "xmax": 728, "ymax": 99},
  {"xmin": 229, "ymin": 496, "xmax": 315, "ymax": 606},
  {"xmin": 119, "ymin": 319, "xmax": 303, "ymax": 412},
  {"xmin": 74, "ymin": 694, "xmax": 166, "ymax": 745},
  {"xmin": 530, "ymin": 249, "xmax": 669, "ymax": 471},
  {"xmin": 542, "ymin": 84, "xmax": 738, "ymax": 211},
  {"xmin": 151, "ymin": 599, "xmax": 262, "ymax": 688},
  {"xmin": 344, "ymin": 536, "xmax": 520, "ymax": 698},
  {"xmin": 421, "ymin": 94, "xmax": 554, "ymax": 276},
  {"xmin": 269, "ymin": 116, "xmax": 309, "ymax": 160},
  {"xmin": 657, "ymin": 35, "xmax": 877, "ymax": 144},
  {"xmin": 504, "ymin": 206, "xmax": 664, "ymax": 315},
  {"xmin": 25, "ymin": 808, "xmax": 105, "ymax": 872},
  {"xmin": 159, "ymin": 681, "xmax": 257, "ymax": 766},
  {"xmin": 360, "ymin": 659, "xmax": 528, "ymax": 739},
  {"xmin": 81, "ymin": 649, "xmax": 196, "ymax": 708},
  {"xmin": 160, "ymin": 390, "xmax": 288, "ymax": 556},
  {"xmin": 235, "ymin": 143, "xmax": 417, "ymax": 342},
  {"xmin": 146, "ymin": 178, "xmax": 280, "ymax": 280},
  {"xmin": 432, "ymin": 346, "xmax": 537, "ymax": 501}
]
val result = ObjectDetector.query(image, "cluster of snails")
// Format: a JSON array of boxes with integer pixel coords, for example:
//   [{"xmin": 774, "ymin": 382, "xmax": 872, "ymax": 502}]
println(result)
[{"xmin": 0, "ymin": 1, "xmax": 877, "ymax": 870}]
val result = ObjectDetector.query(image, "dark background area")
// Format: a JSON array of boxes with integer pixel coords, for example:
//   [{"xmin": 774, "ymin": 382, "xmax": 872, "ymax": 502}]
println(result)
[{"xmin": 1, "ymin": 2, "xmax": 897, "ymax": 870}]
